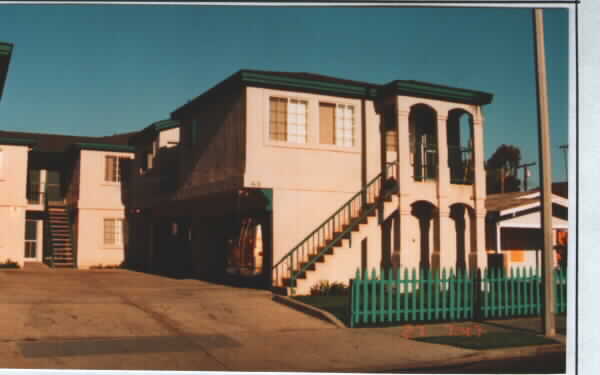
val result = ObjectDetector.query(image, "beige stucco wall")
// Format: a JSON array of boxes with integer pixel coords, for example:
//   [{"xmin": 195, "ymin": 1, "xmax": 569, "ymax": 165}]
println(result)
[
  {"xmin": 0, "ymin": 144, "xmax": 30, "ymax": 266},
  {"xmin": 77, "ymin": 150, "xmax": 133, "ymax": 210},
  {"xmin": 76, "ymin": 208, "xmax": 126, "ymax": 268},
  {"xmin": 158, "ymin": 127, "xmax": 180, "ymax": 148},
  {"xmin": 245, "ymin": 87, "xmax": 391, "ymax": 291},
  {"xmin": 393, "ymin": 96, "xmax": 488, "ymax": 272},
  {"xmin": 76, "ymin": 149, "xmax": 133, "ymax": 268},
  {"xmin": 245, "ymin": 86, "xmax": 489, "ymax": 291}
]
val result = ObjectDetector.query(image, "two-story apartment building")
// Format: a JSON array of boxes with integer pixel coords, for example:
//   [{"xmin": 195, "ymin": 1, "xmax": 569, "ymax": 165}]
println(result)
[
  {"xmin": 125, "ymin": 70, "xmax": 494, "ymax": 294},
  {"xmin": 0, "ymin": 130, "xmax": 134, "ymax": 268}
]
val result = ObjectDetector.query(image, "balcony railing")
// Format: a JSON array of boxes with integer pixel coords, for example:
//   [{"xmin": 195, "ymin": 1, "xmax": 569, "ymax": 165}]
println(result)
[{"xmin": 448, "ymin": 146, "xmax": 474, "ymax": 185}]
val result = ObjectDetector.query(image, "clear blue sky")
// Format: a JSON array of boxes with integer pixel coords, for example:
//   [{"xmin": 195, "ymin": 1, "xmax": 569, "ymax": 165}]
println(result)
[{"xmin": 0, "ymin": 5, "xmax": 569, "ymax": 185}]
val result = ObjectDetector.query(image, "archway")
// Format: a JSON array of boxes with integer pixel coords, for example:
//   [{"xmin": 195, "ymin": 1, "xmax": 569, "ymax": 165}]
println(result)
[
  {"xmin": 409, "ymin": 104, "xmax": 437, "ymax": 181},
  {"xmin": 411, "ymin": 200, "xmax": 436, "ymax": 271},
  {"xmin": 450, "ymin": 203, "xmax": 475, "ymax": 272}
]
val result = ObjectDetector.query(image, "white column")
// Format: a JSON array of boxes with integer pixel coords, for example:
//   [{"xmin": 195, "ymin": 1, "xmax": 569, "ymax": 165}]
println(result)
[
  {"xmin": 397, "ymin": 200, "xmax": 416, "ymax": 271},
  {"xmin": 496, "ymin": 223, "xmax": 502, "ymax": 254},
  {"xmin": 396, "ymin": 108, "xmax": 411, "ymax": 191},
  {"xmin": 435, "ymin": 207, "xmax": 452, "ymax": 271},
  {"xmin": 469, "ymin": 211, "xmax": 488, "ymax": 271},
  {"xmin": 436, "ymin": 115, "xmax": 450, "ymax": 197},
  {"xmin": 472, "ymin": 117, "xmax": 486, "ymax": 201}
]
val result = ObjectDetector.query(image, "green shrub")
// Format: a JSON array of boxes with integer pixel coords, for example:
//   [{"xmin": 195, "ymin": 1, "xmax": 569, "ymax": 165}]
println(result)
[
  {"xmin": 310, "ymin": 280, "xmax": 349, "ymax": 296},
  {"xmin": 0, "ymin": 259, "xmax": 20, "ymax": 269}
]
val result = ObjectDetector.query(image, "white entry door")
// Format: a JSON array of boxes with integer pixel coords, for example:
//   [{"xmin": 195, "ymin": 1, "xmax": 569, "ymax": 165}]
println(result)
[{"xmin": 24, "ymin": 219, "xmax": 41, "ymax": 260}]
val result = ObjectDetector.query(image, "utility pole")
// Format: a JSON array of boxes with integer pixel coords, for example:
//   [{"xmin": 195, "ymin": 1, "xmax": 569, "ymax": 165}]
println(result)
[
  {"xmin": 533, "ymin": 9, "xmax": 556, "ymax": 337},
  {"xmin": 516, "ymin": 162, "xmax": 536, "ymax": 191}
]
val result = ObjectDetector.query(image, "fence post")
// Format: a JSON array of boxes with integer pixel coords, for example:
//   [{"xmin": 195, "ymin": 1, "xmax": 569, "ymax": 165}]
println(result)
[{"xmin": 473, "ymin": 268, "xmax": 483, "ymax": 322}]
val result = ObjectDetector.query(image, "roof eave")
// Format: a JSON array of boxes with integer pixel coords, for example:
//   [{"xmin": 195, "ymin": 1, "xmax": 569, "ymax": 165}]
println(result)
[{"xmin": 72, "ymin": 142, "xmax": 135, "ymax": 153}]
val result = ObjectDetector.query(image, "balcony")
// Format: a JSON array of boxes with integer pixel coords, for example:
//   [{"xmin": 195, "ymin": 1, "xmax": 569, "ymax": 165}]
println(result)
[
  {"xmin": 413, "ymin": 143, "xmax": 437, "ymax": 182},
  {"xmin": 448, "ymin": 146, "xmax": 474, "ymax": 185}
]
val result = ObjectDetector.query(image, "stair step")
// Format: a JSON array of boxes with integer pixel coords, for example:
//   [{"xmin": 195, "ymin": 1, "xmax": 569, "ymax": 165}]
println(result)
[
  {"xmin": 298, "ymin": 262, "xmax": 316, "ymax": 271},
  {"xmin": 282, "ymin": 274, "xmax": 306, "ymax": 287},
  {"xmin": 332, "ymin": 231, "xmax": 351, "ymax": 241}
]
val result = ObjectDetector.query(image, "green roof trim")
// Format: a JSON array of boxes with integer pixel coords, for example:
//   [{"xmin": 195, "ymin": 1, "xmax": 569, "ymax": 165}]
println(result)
[
  {"xmin": 0, "ymin": 137, "xmax": 36, "ymax": 147},
  {"xmin": 73, "ymin": 143, "xmax": 135, "ymax": 153},
  {"xmin": 240, "ymin": 71, "xmax": 377, "ymax": 99},
  {"xmin": 389, "ymin": 80, "xmax": 493, "ymax": 105},
  {"xmin": 153, "ymin": 119, "xmax": 180, "ymax": 131}
]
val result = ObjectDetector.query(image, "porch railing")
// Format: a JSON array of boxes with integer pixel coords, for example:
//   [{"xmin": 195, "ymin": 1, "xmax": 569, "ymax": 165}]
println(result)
[{"xmin": 448, "ymin": 146, "xmax": 474, "ymax": 185}]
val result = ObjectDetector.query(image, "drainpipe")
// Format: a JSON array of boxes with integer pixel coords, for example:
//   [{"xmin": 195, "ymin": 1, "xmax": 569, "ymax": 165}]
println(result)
[{"xmin": 361, "ymin": 98, "xmax": 367, "ymax": 209}]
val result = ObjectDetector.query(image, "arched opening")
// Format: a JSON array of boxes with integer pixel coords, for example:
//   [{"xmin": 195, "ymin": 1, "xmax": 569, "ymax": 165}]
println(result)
[
  {"xmin": 447, "ymin": 109, "xmax": 474, "ymax": 184},
  {"xmin": 409, "ymin": 104, "xmax": 437, "ymax": 181},
  {"xmin": 411, "ymin": 200, "xmax": 436, "ymax": 271},
  {"xmin": 450, "ymin": 203, "xmax": 474, "ymax": 272}
]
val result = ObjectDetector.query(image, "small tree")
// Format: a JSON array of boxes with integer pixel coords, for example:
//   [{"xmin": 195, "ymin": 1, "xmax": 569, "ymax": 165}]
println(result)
[{"xmin": 486, "ymin": 144, "xmax": 522, "ymax": 194}]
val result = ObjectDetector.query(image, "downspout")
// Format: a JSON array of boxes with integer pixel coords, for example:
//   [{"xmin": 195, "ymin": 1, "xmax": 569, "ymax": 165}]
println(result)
[{"xmin": 361, "ymin": 98, "xmax": 367, "ymax": 209}]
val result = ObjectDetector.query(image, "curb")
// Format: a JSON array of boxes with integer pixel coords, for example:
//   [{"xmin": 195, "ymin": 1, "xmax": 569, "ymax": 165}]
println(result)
[
  {"xmin": 391, "ymin": 343, "xmax": 566, "ymax": 372},
  {"xmin": 272, "ymin": 294, "xmax": 347, "ymax": 328}
]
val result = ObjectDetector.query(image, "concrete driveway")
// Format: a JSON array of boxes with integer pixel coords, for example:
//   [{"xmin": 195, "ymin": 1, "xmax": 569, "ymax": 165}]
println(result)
[{"xmin": 0, "ymin": 267, "xmax": 476, "ymax": 371}]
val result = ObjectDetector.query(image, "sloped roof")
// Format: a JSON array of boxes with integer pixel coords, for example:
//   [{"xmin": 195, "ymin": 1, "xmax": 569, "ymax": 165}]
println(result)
[
  {"xmin": 486, "ymin": 187, "xmax": 568, "ymax": 213},
  {"xmin": 486, "ymin": 191, "xmax": 538, "ymax": 212},
  {"xmin": 173, "ymin": 69, "xmax": 494, "ymax": 116},
  {"xmin": 0, "ymin": 129, "xmax": 137, "ymax": 153},
  {"xmin": 129, "ymin": 119, "xmax": 180, "ymax": 145}
]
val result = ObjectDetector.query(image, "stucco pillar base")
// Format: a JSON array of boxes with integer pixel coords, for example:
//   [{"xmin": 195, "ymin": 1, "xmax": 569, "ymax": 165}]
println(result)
[
  {"xmin": 391, "ymin": 251, "xmax": 401, "ymax": 270},
  {"xmin": 431, "ymin": 252, "xmax": 441, "ymax": 272}
]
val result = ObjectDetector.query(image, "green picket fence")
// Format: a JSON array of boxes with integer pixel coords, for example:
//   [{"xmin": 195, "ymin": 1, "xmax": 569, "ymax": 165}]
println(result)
[{"xmin": 349, "ymin": 267, "xmax": 567, "ymax": 327}]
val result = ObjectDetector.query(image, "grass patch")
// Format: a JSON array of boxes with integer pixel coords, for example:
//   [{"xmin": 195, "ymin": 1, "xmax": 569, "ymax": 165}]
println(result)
[
  {"xmin": 415, "ymin": 331, "xmax": 560, "ymax": 350},
  {"xmin": 293, "ymin": 296, "xmax": 349, "ymax": 324}
]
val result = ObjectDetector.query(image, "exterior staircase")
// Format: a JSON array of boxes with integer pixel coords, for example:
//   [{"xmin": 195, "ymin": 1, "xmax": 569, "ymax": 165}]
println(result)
[
  {"xmin": 272, "ymin": 163, "xmax": 398, "ymax": 295},
  {"xmin": 46, "ymin": 203, "xmax": 75, "ymax": 268}
]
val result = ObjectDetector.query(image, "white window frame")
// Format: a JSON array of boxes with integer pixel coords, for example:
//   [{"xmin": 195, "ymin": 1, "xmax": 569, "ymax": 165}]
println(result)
[
  {"xmin": 319, "ymin": 102, "xmax": 355, "ymax": 148},
  {"xmin": 103, "ymin": 218, "xmax": 126, "ymax": 247},
  {"xmin": 105, "ymin": 155, "xmax": 128, "ymax": 183},
  {"xmin": 269, "ymin": 96, "xmax": 308, "ymax": 145}
]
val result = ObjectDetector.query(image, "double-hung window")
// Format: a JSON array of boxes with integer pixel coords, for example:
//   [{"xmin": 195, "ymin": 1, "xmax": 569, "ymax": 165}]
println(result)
[
  {"xmin": 269, "ymin": 97, "xmax": 307, "ymax": 144},
  {"xmin": 104, "ymin": 218, "xmax": 126, "ymax": 247},
  {"xmin": 105, "ymin": 156, "xmax": 123, "ymax": 182},
  {"xmin": 319, "ymin": 103, "xmax": 355, "ymax": 147}
]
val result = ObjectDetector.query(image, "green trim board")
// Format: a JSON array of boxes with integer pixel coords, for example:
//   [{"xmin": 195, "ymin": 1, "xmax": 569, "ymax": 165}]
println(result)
[
  {"xmin": 72, "ymin": 142, "xmax": 135, "ymax": 153},
  {"xmin": 0, "ymin": 41, "xmax": 14, "ymax": 101},
  {"xmin": 174, "ymin": 69, "xmax": 494, "ymax": 122},
  {"xmin": 153, "ymin": 119, "xmax": 180, "ymax": 131},
  {"xmin": 382, "ymin": 80, "xmax": 493, "ymax": 105},
  {"xmin": 240, "ymin": 71, "xmax": 378, "ymax": 99},
  {"xmin": 0, "ymin": 137, "xmax": 36, "ymax": 147}
]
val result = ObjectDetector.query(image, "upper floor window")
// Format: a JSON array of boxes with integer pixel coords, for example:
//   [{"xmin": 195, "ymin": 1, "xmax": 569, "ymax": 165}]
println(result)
[
  {"xmin": 105, "ymin": 156, "xmax": 126, "ymax": 182},
  {"xmin": 319, "ymin": 103, "xmax": 355, "ymax": 147},
  {"xmin": 382, "ymin": 106, "xmax": 397, "ymax": 152},
  {"xmin": 269, "ymin": 97, "xmax": 307, "ymax": 144}
]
